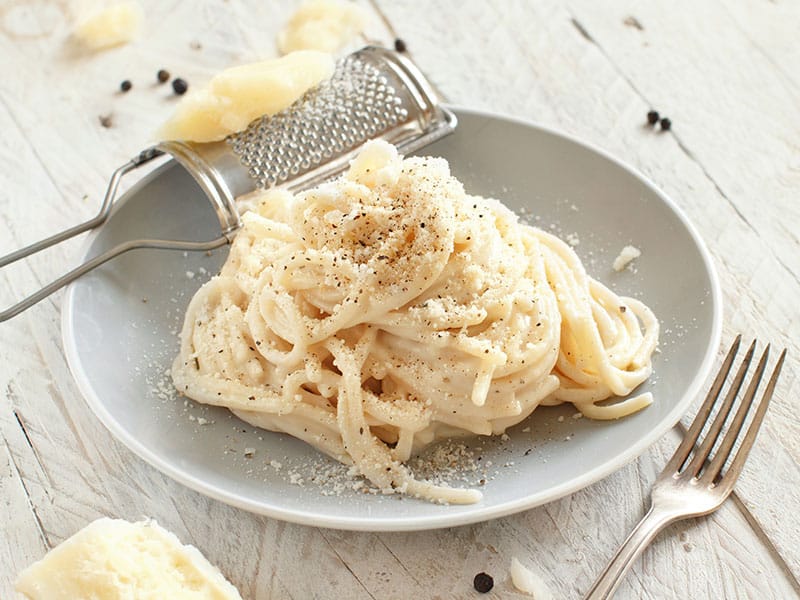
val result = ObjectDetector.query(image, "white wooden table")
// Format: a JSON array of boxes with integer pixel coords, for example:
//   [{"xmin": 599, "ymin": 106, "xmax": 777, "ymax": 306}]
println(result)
[{"xmin": 2, "ymin": 1, "xmax": 799, "ymax": 598}]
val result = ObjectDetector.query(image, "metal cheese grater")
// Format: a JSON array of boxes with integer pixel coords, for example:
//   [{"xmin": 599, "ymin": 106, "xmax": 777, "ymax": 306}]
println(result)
[{"xmin": 0, "ymin": 47, "xmax": 455, "ymax": 322}]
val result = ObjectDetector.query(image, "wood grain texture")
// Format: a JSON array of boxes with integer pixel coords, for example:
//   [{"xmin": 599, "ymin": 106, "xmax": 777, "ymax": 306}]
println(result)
[
  {"xmin": 1, "ymin": 0, "xmax": 799, "ymax": 599},
  {"xmin": 1, "ymin": 437, "xmax": 49, "ymax": 579}
]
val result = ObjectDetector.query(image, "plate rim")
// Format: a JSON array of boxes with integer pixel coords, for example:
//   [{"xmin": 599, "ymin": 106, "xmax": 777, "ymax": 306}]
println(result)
[{"xmin": 61, "ymin": 106, "xmax": 723, "ymax": 531}]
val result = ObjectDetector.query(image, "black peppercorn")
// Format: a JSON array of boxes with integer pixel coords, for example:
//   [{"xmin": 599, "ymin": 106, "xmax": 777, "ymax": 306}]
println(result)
[
  {"xmin": 157, "ymin": 69, "xmax": 170, "ymax": 83},
  {"xmin": 660, "ymin": 117, "xmax": 672, "ymax": 131},
  {"xmin": 120, "ymin": 80, "xmax": 132, "ymax": 92},
  {"xmin": 172, "ymin": 78, "xmax": 188, "ymax": 95},
  {"xmin": 394, "ymin": 38, "xmax": 407, "ymax": 52},
  {"xmin": 646, "ymin": 110, "xmax": 659, "ymax": 125},
  {"xmin": 473, "ymin": 572, "xmax": 494, "ymax": 593}
]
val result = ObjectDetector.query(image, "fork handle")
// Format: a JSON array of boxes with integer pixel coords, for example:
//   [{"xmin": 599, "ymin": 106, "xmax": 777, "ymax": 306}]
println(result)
[{"xmin": 583, "ymin": 505, "xmax": 680, "ymax": 600}]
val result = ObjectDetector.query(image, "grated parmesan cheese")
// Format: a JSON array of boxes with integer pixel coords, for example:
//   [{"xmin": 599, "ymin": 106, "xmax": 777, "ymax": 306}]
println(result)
[{"xmin": 612, "ymin": 245, "xmax": 641, "ymax": 272}]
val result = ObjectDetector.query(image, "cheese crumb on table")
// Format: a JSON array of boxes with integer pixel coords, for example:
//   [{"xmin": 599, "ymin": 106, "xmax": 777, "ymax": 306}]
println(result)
[
  {"xmin": 15, "ymin": 518, "xmax": 242, "ymax": 600},
  {"xmin": 73, "ymin": 1, "xmax": 143, "ymax": 50},
  {"xmin": 509, "ymin": 557, "xmax": 553, "ymax": 599},
  {"xmin": 612, "ymin": 244, "xmax": 641, "ymax": 272},
  {"xmin": 277, "ymin": 0, "xmax": 368, "ymax": 55},
  {"xmin": 158, "ymin": 50, "xmax": 334, "ymax": 143}
]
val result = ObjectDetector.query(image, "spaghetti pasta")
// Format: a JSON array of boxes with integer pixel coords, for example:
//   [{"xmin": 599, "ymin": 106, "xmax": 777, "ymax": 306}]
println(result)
[{"xmin": 172, "ymin": 140, "xmax": 658, "ymax": 504}]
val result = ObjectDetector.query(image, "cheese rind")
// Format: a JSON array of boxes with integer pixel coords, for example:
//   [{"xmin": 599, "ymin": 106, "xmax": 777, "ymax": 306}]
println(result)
[
  {"xmin": 73, "ymin": 1, "xmax": 144, "ymax": 50},
  {"xmin": 15, "ymin": 517, "xmax": 243, "ymax": 600},
  {"xmin": 158, "ymin": 50, "xmax": 335, "ymax": 143}
]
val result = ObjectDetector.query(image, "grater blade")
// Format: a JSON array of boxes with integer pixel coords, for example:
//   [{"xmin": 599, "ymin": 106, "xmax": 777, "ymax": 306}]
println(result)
[{"xmin": 158, "ymin": 46, "xmax": 456, "ymax": 235}]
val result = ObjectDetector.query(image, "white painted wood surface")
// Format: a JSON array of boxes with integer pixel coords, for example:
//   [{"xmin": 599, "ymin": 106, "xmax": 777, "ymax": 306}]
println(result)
[{"xmin": 1, "ymin": 0, "xmax": 798, "ymax": 598}]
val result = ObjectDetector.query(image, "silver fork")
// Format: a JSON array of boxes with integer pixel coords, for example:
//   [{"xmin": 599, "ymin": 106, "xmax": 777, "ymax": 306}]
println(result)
[{"xmin": 584, "ymin": 336, "xmax": 787, "ymax": 600}]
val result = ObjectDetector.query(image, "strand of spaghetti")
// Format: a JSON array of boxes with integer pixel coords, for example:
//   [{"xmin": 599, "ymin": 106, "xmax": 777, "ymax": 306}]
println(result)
[
  {"xmin": 232, "ymin": 403, "xmax": 349, "ymax": 461},
  {"xmin": 576, "ymin": 392, "xmax": 655, "ymax": 420},
  {"xmin": 327, "ymin": 333, "xmax": 482, "ymax": 504}
]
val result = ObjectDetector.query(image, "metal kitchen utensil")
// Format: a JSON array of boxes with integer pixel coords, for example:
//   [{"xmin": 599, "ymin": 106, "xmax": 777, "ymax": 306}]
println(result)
[
  {"xmin": 584, "ymin": 336, "xmax": 786, "ymax": 600},
  {"xmin": 0, "ymin": 46, "xmax": 455, "ymax": 322}
]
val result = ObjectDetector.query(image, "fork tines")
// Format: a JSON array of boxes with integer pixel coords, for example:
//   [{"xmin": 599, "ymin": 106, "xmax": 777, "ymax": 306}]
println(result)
[{"xmin": 666, "ymin": 335, "xmax": 787, "ymax": 489}]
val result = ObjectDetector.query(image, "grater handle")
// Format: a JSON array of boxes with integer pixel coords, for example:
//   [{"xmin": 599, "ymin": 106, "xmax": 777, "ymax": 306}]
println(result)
[
  {"xmin": 0, "ymin": 148, "xmax": 164, "ymax": 269},
  {"xmin": 0, "ymin": 234, "xmax": 230, "ymax": 323},
  {"xmin": 0, "ymin": 147, "xmax": 208, "ymax": 322}
]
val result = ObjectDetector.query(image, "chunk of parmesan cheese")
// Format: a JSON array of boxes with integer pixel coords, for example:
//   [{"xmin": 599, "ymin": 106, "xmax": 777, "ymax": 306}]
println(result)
[
  {"xmin": 612, "ymin": 244, "xmax": 641, "ymax": 272},
  {"xmin": 15, "ymin": 518, "xmax": 242, "ymax": 600},
  {"xmin": 509, "ymin": 557, "xmax": 553, "ymax": 599},
  {"xmin": 73, "ymin": 1, "xmax": 143, "ymax": 50},
  {"xmin": 158, "ymin": 50, "xmax": 334, "ymax": 143},
  {"xmin": 277, "ymin": 0, "xmax": 368, "ymax": 55}
]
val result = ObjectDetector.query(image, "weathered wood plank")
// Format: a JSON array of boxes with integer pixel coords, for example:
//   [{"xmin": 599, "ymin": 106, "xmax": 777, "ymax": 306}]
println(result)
[
  {"xmin": 2, "ymin": 0, "xmax": 799, "ymax": 598},
  {"xmin": 714, "ymin": 2, "xmax": 800, "ymax": 99},
  {"xmin": 0, "ymin": 437, "xmax": 49, "ymax": 599}
]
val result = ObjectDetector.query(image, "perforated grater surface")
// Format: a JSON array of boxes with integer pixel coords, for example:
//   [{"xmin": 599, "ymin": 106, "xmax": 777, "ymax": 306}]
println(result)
[
  {"xmin": 232, "ymin": 51, "xmax": 417, "ymax": 188},
  {"xmin": 161, "ymin": 46, "xmax": 455, "ymax": 236},
  {"xmin": 0, "ymin": 46, "xmax": 455, "ymax": 321}
]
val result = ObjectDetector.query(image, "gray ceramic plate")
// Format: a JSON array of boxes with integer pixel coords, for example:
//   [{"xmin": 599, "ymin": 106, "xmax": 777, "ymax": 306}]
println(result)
[{"xmin": 62, "ymin": 108, "xmax": 722, "ymax": 531}]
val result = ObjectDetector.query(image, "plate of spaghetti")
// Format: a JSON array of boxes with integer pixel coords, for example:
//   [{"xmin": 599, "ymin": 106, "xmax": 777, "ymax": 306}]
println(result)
[{"xmin": 63, "ymin": 108, "xmax": 722, "ymax": 530}]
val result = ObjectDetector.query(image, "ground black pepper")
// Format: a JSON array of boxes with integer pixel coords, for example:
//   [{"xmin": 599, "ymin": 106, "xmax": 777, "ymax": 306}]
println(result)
[
  {"xmin": 120, "ymin": 80, "xmax": 132, "ymax": 92},
  {"xmin": 172, "ymin": 78, "xmax": 189, "ymax": 95},
  {"xmin": 660, "ymin": 117, "xmax": 672, "ymax": 131},
  {"xmin": 157, "ymin": 69, "xmax": 170, "ymax": 83},
  {"xmin": 394, "ymin": 38, "xmax": 407, "ymax": 52},
  {"xmin": 473, "ymin": 572, "xmax": 494, "ymax": 593},
  {"xmin": 646, "ymin": 110, "xmax": 659, "ymax": 125}
]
